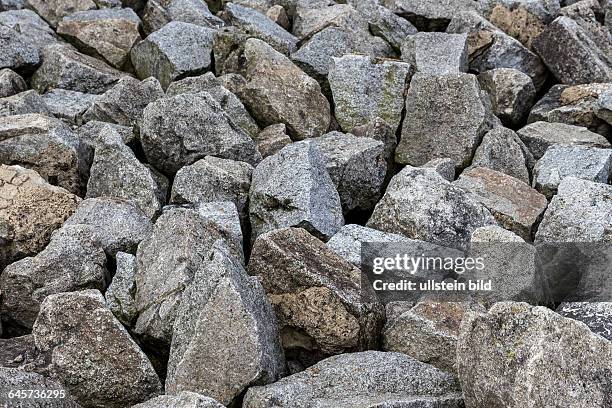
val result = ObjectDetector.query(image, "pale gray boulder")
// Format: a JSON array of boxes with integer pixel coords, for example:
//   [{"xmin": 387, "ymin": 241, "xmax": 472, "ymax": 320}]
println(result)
[
  {"xmin": 84, "ymin": 76, "xmax": 164, "ymax": 130},
  {"xmin": 130, "ymin": 22, "xmax": 215, "ymax": 90},
  {"xmin": 517, "ymin": 121, "xmax": 611, "ymax": 159},
  {"xmin": 455, "ymin": 166, "xmax": 548, "ymax": 240},
  {"xmin": 195, "ymin": 201, "xmax": 244, "ymax": 250},
  {"xmin": 249, "ymin": 140, "xmax": 344, "ymax": 241},
  {"xmin": 478, "ymin": 68, "xmax": 536, "ymax": 127},
  {"xmin": 395, "ymin": 73, "xmax": 495, "ymax": 169},
  {"xmin": 457, "ymin": 302, "xmax": 612, "ymax": 408},
  {"xmin": 42, "ymin": 89, "xmax": 96, "ymax": 125},
  {"xmin": 142, "ymin": 0, "xmax": 223, "ymax": 34},
  {"xmin": 0, "ymin": 368, "xmax": 81, "ymax": 407},
  {"xmin": 535, "ymin": 177, "xmax": 612, "ymax": 242},
  {"xmin": 328, "ymin": 54, "xmax": 411, "ymax": 133},
  {"xmin": 0, "ymin": 25, "xmax": 39, "ymax": 72},
  {"xmin": 0, "ymin": 9, "xmax": 60, "ymax": 51},
  {"xmin": 30, "ymin": 290, "xmax": 161, "ymax": 408},
  {"xmin": 0, "ymin": 89, "xmax": 50, "ymax": 117},
  {"xmin": 533, "ymin": 144, "xmax": 612, "ymax": 198},
  {"xmin": 132, "ymin": 392, "xmax": 224, "ymax": 408},
  {"xmin": 166, "ymin": 243, "xmax": 285, "ymax": 406},
  {"xmin": 0, "ymin": 68, "xmax": 26, "ymax": 97},
  {"xmin": 243, "ymin": 351, "xmax": 464, "ymax": 408},
  {"xmin": 252, "ymin": 123, "xmax": 292, "ymax": 158},
  {"xmin": 557, "ymin": 302, "xmax": 612, "ymax": 341},
  {"xmin": 0, "ymin": 224, "xmax": 107, "ymax": 331},
  {"xmin": 241, "ymin": 38, "xmax": 331, "ymax": 140},
  {"xmin": 105, "ymin": 251, "xmax": 138, "ymax": 327},
  {"xmin": 367, "ymin": 166, "xmax": 496, "ymax": 249},
  {"xmin": 401, "ymin": 32, "xmax": 468, "ymax": 74}
]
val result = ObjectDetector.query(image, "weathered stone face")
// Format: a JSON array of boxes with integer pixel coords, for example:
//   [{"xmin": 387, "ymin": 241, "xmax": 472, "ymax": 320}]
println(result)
[{"xmin": 401, "ymin": 32, "xmax": 468, "ymax": 75}]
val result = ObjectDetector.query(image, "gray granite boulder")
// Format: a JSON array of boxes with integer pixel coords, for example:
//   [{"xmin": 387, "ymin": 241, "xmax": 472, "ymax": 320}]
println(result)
[
  {"xmin": 42, "ymin": 89, "xmax": 96, "ymax": 125},
  {"xmin": 0, "ymin": 89, "xmax": 50, "ymax": 117},
  {"xmin": 401, "ymin": 32, "xmax": 468, "ymax": 74},
  {"xmin": 142, "ymin": 0, "xmax": 223, "ymax": 34},
  {"xmin": 351, "ymin": 117, "xmax": 397, "ymax": 164},
  {"xmin": 596, "ymin": 89, "xmax": 612, "ymax": 125},
  {"xmin": 422, "ymin": 157, "xmax": 456, "ymax": 182},
  {"xmin": 478, "ymin": 68, "xmax": 536, "ymax": 127},
  {"xmin": 0, "ymin": 68, "xmax": 26, "ymax": 97},
  {"xmin": 359, "ymin": 1, "xmax": 417, "ymax": 51},
  {"xmin": 0, "ymin": 25, "xmax": 39, "ymax": 72},
  {"xmin": 27, "ymin": 0, "xmax": 97, "ymax": 27},
  {"xmin": 77, "ymin": 120, "xmax": 135, "ymax": 147},
  {"xmin": 0, "ymin": 9, "xmax": 60, "ymax": 52},
  {"xmin": 105, "ymin": 251, "xmax": 138, "ymax": 327}
]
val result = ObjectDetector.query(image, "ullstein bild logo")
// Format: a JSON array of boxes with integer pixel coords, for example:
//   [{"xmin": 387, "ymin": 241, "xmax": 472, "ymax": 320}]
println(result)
[{"xmin": 360, "ymin": 242, "xmax": 612, "ymax": 305}]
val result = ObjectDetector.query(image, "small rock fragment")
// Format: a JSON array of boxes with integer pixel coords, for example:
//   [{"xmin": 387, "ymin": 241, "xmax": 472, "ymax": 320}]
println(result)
[
  {"xmin": 478, "ymin": 68, "xmax": 536, "ymax": 127},
  {"xmin": 0, "ymin": 334, "xmax": 34, "ymax": 368},
  {"xmin": 0, "ymin": 68, "xmax": 26, "ymax": 97},
  {"xmin": 265, "ymin": 4, "xmax": 289, "ymax": 29},
  {"xmin": 389, "ymin": 0, "xmax": 484, "ymax": 30},
  {"xmin": 105, "ymin": 251, "xmax": 138, "ymax": 326},
  {"xmin": 77, "ymin": 120, "xmax": 135, "ymax": 147},
  {"xmin": 252, "ymin": 123, "xmax": 292, "ymax": 158},
  {"xmin": 351, "ymin": 116, "xmax": 397, "ymax": 164},
  {"xmin": 401, "ymin": 32, "xmax": 468, "ymax": 74}
]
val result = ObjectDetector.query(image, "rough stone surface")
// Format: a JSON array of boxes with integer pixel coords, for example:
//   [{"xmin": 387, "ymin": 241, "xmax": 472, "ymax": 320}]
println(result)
[
  {"xmin": 457, "ymin": 302, "xmax": 612, "ymax": 408},
  {"xmin": 535, "ymin": 177, "xmax": 612, "ymax": 242},
  {"xmin": 132, "ymin": 392, "xmax": 224, "ymax": 408},
  {"xmin": 130, "ymin": 22, "xmax": 215, "ymax": 90},
  {"xmin": 27, "ymin": 0, "xmax": 96, "ymax": 27},
  {"xmin": 166, "ymin": 243, "xmax": 285, "ymax": 406},
  {"xmin": 249, "ymin": 141, "xmax": 344, "ymax": 241},
  {"xmin": 0, "ymin": 334, "xmax": 34, "ymax": 368},
  {"xmin": 533, "ymin": 144, "xmax": 612, "ymax": 198},
  {"xmin": 0, "ymin": 89, "xmax": 51, "ymax": 117},
  {"xmin": 557, "ymin": 302, "xmax": 612, "ymax": 341},
  {"xmin": 241, "ymin": 38, "xmax": 331, "ymax": 140},
  {"xmin": 252, "ymin": 123, "xmax": 292, "ymax": 158},
  {"xmin": 328, "ymin": 54, "xmax": 411, "ymax": 134},
  {"xmin": 30, "ymin": 290, "xmax": 161, "ymax": 408},
  {"xmin": 351, "ymin": 116, "xmax": 397, "ymax": 164},
  {"xmin": 478, "ymin": 68, "xmax": 536, "ymax": 127},
  {"xmin": 243, "ymin": 351, "xmax": 464, "ymax": 408},
  {"xmin": 0, "ymin": 224, "xmax": 107, "ymax": 331},
  {"xmin": 596, "ymin": 89, "xmax": 612, "ymax": 125},
  {"xmin": 0, "ymin": 9, "xmax": 60, "ymax": 52},
  {"xmin": 105, "ymin": 251, "xmax": 138, "ymax": 327},
  {"xmin": 266, "ymin": 4, "xmax": 289, "ymax": 29},
  {"xmin": 141, "ymin": 92, "xmax": 261, "ymax": 175},
  {"xmin": 364, "ymin": 3, "xmax": 418, "ymax": 51},
  {"xmin": 248, "ymin": 227, "xmax": 384, "ymax": 361},
  {"xmin": 143, "ymin": 0, "xmax": 223, "ymax": 34},
  {"xmin": 0, "ymin": 25, "xmax": 39, "ymax": 72},
  {"xmin": 422, "ymin": 158, "xmax": 456, "ymax": 182},
  {"xmin": 388, "ymin": 0, "xmax": 483, "ymax": 30},
  {"xmin": 77, "ymin": 120, "xmax": 135, "ymax": 147},
  {"xmin": 401, "ymin": 32, "xmax": 468, "ymax": 74},
  {"xmin": 367, "ymin": 166, "xmax": 496, "ymax": 249},
  {"xmin": 42, "ymin": 89, "xmax": 96, "ymax": 125},
  {"xmin": 0, "ymin": 368, "xmax": 81, "ymax": 407},
  {"xmin": 396, "ymin": 73, "xmax": 494, "ymax": 169},
  {"xmin": 0, "ymin": 68, "xmax": 26, "ymax": 97},
  {"xmin": 455, "ymin": 166, "xmax": 548, "ymax": 240}
]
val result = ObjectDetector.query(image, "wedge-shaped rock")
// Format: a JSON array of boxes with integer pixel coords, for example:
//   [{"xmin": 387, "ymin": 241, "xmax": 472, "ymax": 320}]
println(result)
[
  {"xmin": 221, "ymin": 3, "xmax": 297, "ymax": 55},
  {"xmin": 142, "ymin": 0, "xmax": 224, "ymax": 34},
  {"xmin": 314, "ymin": 132, "xmax": 386, "ymax": 213},
  {"xmin": 253, "ymin": 123, "xmax": 291, "ymax": 158},
  {"xmin": 42, "ymin": 89, "xmax": 96, "ymax": 125},
  {"xmin": 401, "ymin": 32, "xmax": 468, "ymax": 74},
  {"xmin": 134, "ymin": 206, "xmax": 244, "ymax": 346},
  {"xmin": 86, "ymin": 131, "xmax": 163, "ymax": 219},
  {"xmin": 367, "ymin": 166, "xmax": 496, "ymax": 249},
  {"xmin": 131, "ymin": 22, "xmax": 215, "ymax": 90},
  {"xmin": 243, "ymin": 351, "xmax": 464, "ymax": 407},
  {"xmin": 0, "ymin": 224, "xmax": 107, "ymax": 332},
  {"xmin": 557, "ymin": 302, "xmax": 612, "ymax": 341},
  {"xmin": 248, "ymin": 228, "xmax": 383, "ymax": 361},
  {"xmin": 533, "ymin": 144, "xmax": 612, "ymax": 198},
  {"xmin": 64, "ymin": 197, "xmax": 152, "ymax": 256},
  {"xmin": 0, "ymin": 68, "xmax": 26, "ymax": 97},
  {"xmin": 396, "ymin": 73, "xmax": 493, "ymax": 169},
  {"xmin": 241, "ymin": 38, "xmax": 330, "ymax": 140},
  {"xmin": 31, "ymin": 290, "xmax": 161, "ymax": 408},
  {"xmin": 0, "ymin": 114, "xmax": 90, "ymax": 194},
  {"xmin": 170, "ymin": 156, "xmax": 253, "ymax": 222},
  {"xmin": 533, "ymin": 16, "xmax": 612, "ymax": 85},
  {"xmin": 57, "ymin": 8, "xmax": 142, "ymax": 70},
  {"xmin": 0, "ymin": 25, "xmax": 39, "ymax": 72},
  {"xmin": 0, "ymin": 89, "xmax": 50, "ymax": 117},
  {"xmin": 105, "ymin": 251, "xmax": 138, "ymax": 327},
  {"xmin": 166, "ymin": 243, "xmax": 285, "ymax": 405},
  {"xmin": 249, "ymin": 141, "xmax": 344, "ymax": 240},
  {"xmin": 517, "ymin": 121, "xmax": 611, "ymax": 159},
  {"xmin": 478, "ymin": 68, "xmax": 536, "ymax": 127},
  {"xmin": 133, "ymin": 392, "xmax": 224, "ymax": 408},
  {"xmin": 0, "ymin": 368, "xmax": 81, "ymax": 407},
  {"xmin": 535, "ymin": 177, "xmax": 612, "ymax": 242},
  {"xmin": 328, "ymin": 55, "xmax": 411, "ymax": 133},
  {"xmin": 141, "ymin": 92, "xmax": 261, "ymax": 175},
  {"xmin": 84, "ymin": 76, "xmax": 164, "ymax": 130},
  {"xmin": 468, "ymin": 127, "xmax": 533, "ymax": 184},
  {"xmin": 166, "ymin": 72, "xmax": 259, "ymax": 137},
  {"xmin": 31, "ymin": 44, "xmax": 126, "ymax": 94},
  {"xmin": 455, "ymin": 166, "xmax": 548, "ymax": 240},
  {"xmin": 457, "ymin": 302, "xmax": 612, "ymax": 408}
]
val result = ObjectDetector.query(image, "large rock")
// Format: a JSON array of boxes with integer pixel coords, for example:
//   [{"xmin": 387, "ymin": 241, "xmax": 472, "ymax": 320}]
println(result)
[
  {"xmin": 0, "ymin": 368, "xmax": 81, "ymax": 407},
  {"xmin": 314, "ymin": 131, "xmax": 386, "ymax": 213},
  {"xmin": 557, "ymin": 302, "xmax": 612, "ymax": 341},
  {"xmin": 247, "ymin": 227, "xmax": 383, "ymax": 363},
  {"xmin": 454, "ymin": 166, "xmax": 548, "ymax": 240},
  {"xmin": 533, "ymin": 144, "xmax": 612, "ymax": 198},
  {"xmin": 0, "ymin": 25, "xmax": 39, "ymax": 72},
  {"xmin": 535, "ymin": 177, "xmax": 612, "ymax": 242},
  {"xmin": 57, "ymin": 8, "xmax": 142, "ymax": 70},
  {"xmin": 30, "ymin": 290, "xmax": 161, "ymax": 408},
  {"xmin": 134, "ymin": 206, "xmax": 244, "ymax": 346},
  {"xmin": 533, "ymin": 16, "xmax": 612, "ymax": 85},
  {"xmin": 0, "ymin": 89, "xmax": 50, "ymax": 117},
  {"xmin": 517, "ymin": 121, "xmax": 611, "ymax": 159},
  {"xmin": 221, "ymin": 2, "xmax": 297, "ymax": 54},
  {"xmin": 42, "ymin": 89, "xmax": 96, "ymax": 125},
  {"xmin": 130, "ymin": 21, "xmax": 215, "ymax": 90},
  {"xmin": 27, "ymin": 0, "xmax": 97, "ymax": 27},
  {"xmin": 166, "ymin": 243, "xmax": 285, "ymax": 405},
  {"xmin": 141, "ymin": 92, "xmax": 261, "ymax": 175},
  {"xmin": 249, "ymin": 141, "xmax": 344, "ymax": 240},
  {"xmin": 0, "ymin": 224, "xmax": 107, "ymax": 332},
  {"xmin": 243, "ymin": 351, "xmax": 464, "ymax": 407},
  {"xmin": 367, "ymin": 166, "xmax": 496, "ymax": 249},
  {"xmin": 457, "ymin": 302, "xmax": 612, "ymax": 408},
  {"xmin": 83, "ymin": 76, "xmax": 164, "ymax": 130},
  {"xmin": 400, "ymin": 32, "xmax": 468, "ymax": 74},
  {"xmin": 63, "ymin": 197, "xmax": 153, "ymax": 256},
  {"xmin": 478, "ymin": 68, "xmax": 536, "ymax": 127},
  {"xmin": 241, "ymin": 38, "xmax": 330, "ymax": 140},
  {"xmin": 328, "ymin": 54, "xmax": 411, "ymax": 133},
  {"xmin": 105, "ymin": 251, "xmax": 138, "ymax": 326},
  {"xmin": 86, "ymin": 131, "xmax": 163, "ymax": 219},
  {"xmin": 0, "ymin": 165, "xmax": 79, "ymax": 268},
  {"xmin": 0, "ymin": 68, "xmax": 26, "ymax": 97},
  {"xmin": 395, "ymin": 73, "xmax": 494, "ymax": 169},
  {"xmin": 165, "ymin": 72, "xmax": 259, "ymax": 137},
  {"xmin": 0, "ymin": 9, "xmax": 60, "ymax": 52},
  {"xmin": 132, "ymin": 392, "xmax": 224, "ymax": 408},
  {"xmin": 142, "ymin": 0, "xmax": 223, "ymax": 34},
  {"xmin": 468, "ymin": 127, "xmax": 533, "ymax": 184},
  {"xmin": 31, "ymin": 44, "xmax": 127, "ymax": 94}
]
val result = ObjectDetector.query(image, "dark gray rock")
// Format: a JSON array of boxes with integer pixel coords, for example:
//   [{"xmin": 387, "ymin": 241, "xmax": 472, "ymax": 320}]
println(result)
[
  {"xmin": 387, "ymin": 0, "xmax": 484, "ymax": 30},
  {"xmin": 401, "ymin": 32, "xmax": 468, "ymax": 74},
  {"xmin": 0, "ymin": 334, "xmax": 34, "ymax": 368},
  {"xmin": 0, "ymin": 25, "xmax": 39, "ymax": 72},
  {"xmin": 557, "ymin": 302, "xmax": 612, "ymax": 341},
  {"xmin": 0, "ymin": 68, "xmax": 26, "ymax": 97},
  {"xmin": 0, "ymin": 89, "xmax": 50, "ymax": 117},
  {"xmin": 77, "ymin": 120, "xmax": 136, "ymax": 147},
  {"xmin": 0, "ymin": 9, "xmax": 60, "ymax": 52},
  {"xmin": 142, "ymin": 0, "xmax": 223, "ymax": 34},
  {"xmin": 42, "ymin": 89, "xmax": 96, "ymax": 125},
  {"xmin": 478, "ymin": 68, "xmax": 536, "ymax": 127},
  {"xmin": 105, "ymin": 251, "xmax": 138, "ymax": 327},
  {"xmin": 361, "ymin": 2, "xmax": 418, "ymax": 51},
  {"xmin": 0, "ymin": 368, "xmax": 81, "ymax": 407}
]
